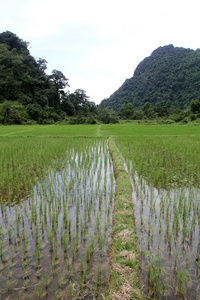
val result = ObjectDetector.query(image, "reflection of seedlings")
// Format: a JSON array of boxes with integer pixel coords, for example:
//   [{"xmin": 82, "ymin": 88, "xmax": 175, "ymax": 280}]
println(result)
[
  {"xmin": 104, "ymin": 218, "xmax": 107, "ymax": 231},
  {"xmin": 95, "ymin": 264, "xmax": 101, "ymax": 295},
  {"xmin": 75, "ymin": 231, "xmax": 79, "ymax": 251},
  {"xmin": 69, "ymin": 264, "xmax": 72, "ymax": 278},
  {"xmin": 63, "ymin": 233, "xmax": 67, "ymax": 252},
  {"xmin": 22, "ymin": 260, "xmax": 26, "ymax": 278},
  {"xmin": 0, "ymin": 139, "xmax": 115, "ymax": 299},
  {"xmin": 35, "ymin": 284, "xmax": 42, "ymax": 300},
  {"xmin": 168, "ymin": 231, "xmax": 172, "ymax": 251},
  {"xmin": 16, "ymin": 215, "xmax": 19, "ymax": 236},
  {"xmin": 54, "ymin": 244, "xmax": 58, "ymax": 260},
  {"xmin": 174, "ymin": 250, "xmax": 179, "ymax": 272},
  {"xmin": 68, "ymin": 281, "xmax": 73, "ymax": 300},
  {"xmin": 68, "ymin": 219, "xmax": 71, "ymax": 236},
  {"xmin": 98, "ymin": 232, "xmax": 104, "ymax": 256},
  {"xmin": 115, "ymin": 135, "xmax": 200, "ymax": 298},
  {"xmin": 41, "ymin": 218, "xmax": 44, "ymax": 235},
  {"xmin": 196, "ymin": 238, "xmax": 200, "ymax": 268},
  {"xmin": 51, "ymin": 255, "xmax": 55, "ymax": 273},
  {"xmin": 48, "ymin": 230, "xmax": 53, "ymax": 252},
  {"xmin": 54, "ymin": 285, "xmax": 58, "ymax": 299},
  {"xmin": 7, "ymin": 261, "xmax": 11, "ymax": 290},
  {"xmin": 8, "ymin": 226, "xmax": 12, "ymax": 242},
  {"xmin": 76, "ymin": 198, "xmax": 79, "ymax": 226},
  {"xmin": 35, "ymin": 242, "xmax": 40, "ymax": 267},
  {"xmin": 182, "ymin": 226, "xmax": 187, "ymax": 244},
  {"xmin": 148, "ymin": 255, "xmax": 165, "ymax": 298},
  {"xmin": 72, "ymin": 245, "xmax": 76, "ymax": 262},
  {"xmin": 35, "ymin": 225, "xmax": 39, "ymax": 244},
  {"xmin": 6, "ymin": 277, "xmax": 10, "ymax": 291},
  {"xmin": 24, "ymin": 278, "xmax": 27, "ymax": 290},
  {"xmin": 1, "ymin": 196, "xmax": 3, "ymax": 211},
  {"xmin": 0, "ymin": 239, "xmax": 5, "ymax": 262},
  {"xmin": 23, "ymin": 236, "xmax": 28, "ymax": 261},
  {"xmin": 96, "ymin": 213, "xmax": 100, "ymax": 230},
  {"xmin": 176, "ymin": 268, "xmax": 189, "ymax": 297},
  {"xmin": 91, "ymin": 236, "xmax": 95, "ymax": 254},
  {"xmin": 44, "ymin": 271, "xmax": 48, "ymax": 289},
  {"xmin": 78, "ymin": 276, "xmax": 83, "ymax": 295},
  {"xmin": 86, "ymin": 245, "xmax": 90, "ymax": 263},
  {"xmin": 141, "ymin": 214, "xmax": 144, "ymax": 227}
]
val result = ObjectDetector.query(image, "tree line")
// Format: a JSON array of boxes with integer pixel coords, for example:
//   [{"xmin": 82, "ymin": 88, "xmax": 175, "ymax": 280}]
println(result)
[
  {"xmin": 116, "ymin": 98, "xmax": 200, "ymax": 123},
  {"xmin": 0, "ymin": 31, "xmax": 107, "ymax": 125}
]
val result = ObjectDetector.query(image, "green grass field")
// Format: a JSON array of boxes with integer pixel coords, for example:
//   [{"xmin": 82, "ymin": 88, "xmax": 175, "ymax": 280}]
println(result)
[{"xmin": 0, "ymin": 123, "xmax": 200, "ymax": 137}]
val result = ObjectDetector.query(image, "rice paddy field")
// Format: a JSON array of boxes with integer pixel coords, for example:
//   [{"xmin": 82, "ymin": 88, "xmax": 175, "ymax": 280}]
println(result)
[{"xmin": 0, "ymin": 123, "xmax": 200, "ymax": 299}]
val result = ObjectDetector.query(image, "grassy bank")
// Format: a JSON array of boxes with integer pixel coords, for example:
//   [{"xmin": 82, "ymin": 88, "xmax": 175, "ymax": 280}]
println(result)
[{"xmin": 107, "ymin": 137, "xmax": 142, "ymax": 299}]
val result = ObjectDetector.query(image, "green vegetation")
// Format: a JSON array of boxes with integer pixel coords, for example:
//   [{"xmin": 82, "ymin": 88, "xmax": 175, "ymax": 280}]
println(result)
[
  {"xmin": 3, "ymin": 33, "xmax": 200, "ymax": 126},
  {"xmin": 1, "ymin": 121, "xmax": 200, "ymax": 299},
  {"xmin": 113, "ymin": 131, "xmax": 200, "ymax": 298},
  {"xmin": 0, "ymin": 133, "xmax": 115, "ymax": 298},
  {"xmin": 0, "ymin": 124, "xmax": 100, "ymax": 137},
  {"xmin": 0, "ymin": 31, "xmax": 100, "ymax": 125},
  {"xmin": 100, "ymin": 122, "xmax": 200, "ymax": 136},
  {"xmin": 0, "ymin": 23, "xmax": 200, "ymax": 300},
  {"xmin": 115, "ymin": 135, "xmax": 200, "ymax": 189},
  {"xmin": 107, "ymin": 137, "xmax": 142, "ymax": 299},
  {"xmin": 101, "ymin": 44, "xmax": 200, "ymax": 115}
]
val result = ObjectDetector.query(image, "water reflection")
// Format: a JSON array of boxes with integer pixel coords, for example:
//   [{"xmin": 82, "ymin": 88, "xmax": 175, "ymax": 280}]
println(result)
[
  {"xmin": 0, "ymin": 140, "xmax": 115, "ymax": 299},
  {"xmin": 129, "ymin": 164, "xmax": 200, "ymax": 299}
]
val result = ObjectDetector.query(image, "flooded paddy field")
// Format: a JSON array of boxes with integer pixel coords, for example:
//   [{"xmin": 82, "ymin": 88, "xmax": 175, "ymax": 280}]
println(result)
[
  {"xmin": 115, "ymin": 135, "xmax": 200, "ymax": 299},
  {"xmin": 1, "ymin": 124, "xmax": 200, "ymax": 299},
  {"xmin": 0, "ymin": 137, "xmax": 115, "ymax": 299}
]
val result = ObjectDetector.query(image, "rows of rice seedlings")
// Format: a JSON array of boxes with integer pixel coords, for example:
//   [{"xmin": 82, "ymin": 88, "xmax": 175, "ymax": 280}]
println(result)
[
  {"xmin": 0, "ymin": 136, "xmax": 77, "ymax": 204},
  {"xmin": 0, "ymin": 137, "xmax": 115, "ymax": 299},
  {"xmin": 115, "ymin": 135, "xmax": 200, "ymax": 299},
  {"xmin": 115, "ymin": 135, "xmax": 200, "ymax": 190}
]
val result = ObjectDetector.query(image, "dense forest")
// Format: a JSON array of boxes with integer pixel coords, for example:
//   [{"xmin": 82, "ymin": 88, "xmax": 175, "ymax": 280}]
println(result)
[
  {"xmin": 100, "ymin": 45, "xmax": 200, "ymax": 116},
  {"xmin": 0, "ymin": 31, "xmax": 102, "ymax": 125}
]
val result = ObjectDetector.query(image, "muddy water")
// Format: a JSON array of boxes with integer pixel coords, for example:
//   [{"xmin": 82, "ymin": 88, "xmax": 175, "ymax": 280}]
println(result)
[
  {"xmin": 0, "ymin": 140, "xmax": 115, "ymax": 299},
  {"xmin": 130, "ymin": 169, "xmax": 200, "ymax": 299}
]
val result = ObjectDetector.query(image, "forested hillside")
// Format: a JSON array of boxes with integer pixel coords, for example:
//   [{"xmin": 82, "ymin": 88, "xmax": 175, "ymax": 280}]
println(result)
[
  {"xmin": 1, "ymin": 33, "xmax": 200, "ymax": 124},
  {"xmin": 0, "ymin": 31, "xmax": 98, "ymax": 124},
  {"xmin": 100, "ymin": 44, "xmax": 200, "ymax": 111}
]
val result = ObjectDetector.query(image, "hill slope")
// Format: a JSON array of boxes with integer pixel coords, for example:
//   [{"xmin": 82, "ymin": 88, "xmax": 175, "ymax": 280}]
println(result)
[{"xmin": 100, "ymin": 44, "xmax": 200, "ymax": 111}]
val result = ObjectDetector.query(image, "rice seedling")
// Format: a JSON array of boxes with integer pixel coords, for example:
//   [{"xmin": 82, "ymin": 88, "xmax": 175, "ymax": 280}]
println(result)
[
  {"xmin": 68, "ymin": 281, "xmax": 73, "ymax": 300},
  {"xmin": 86, "ymin": 244, "xmax": 90, "ymax": 263},
  {"xmin": 35, "ymin": 243, "xmax": 40, "ymax": 267},
  {"xmin": 196, "ymin": 238, "xmax": 200, "ymax": 268},
  {"xmin": 35, "ymin": 284, "xmax": 42, "ymax": 300},
  {"xmin": 110, "ymin": 132, "xmax": 199, "ymax": 297},
  {"xmin": 8, "ymin": 226, "xmax": 12, "ymax": 242},
  {"xmin": 176, "ymin": 267, "xmax": 190, "ymax": 297},
  {"xmin": 0, "ymin": 134, "xmax": 115, "ymax": 299},
  {"xmin": 95, "ymin": 264, "xmax": 101, "ymax": 295}
]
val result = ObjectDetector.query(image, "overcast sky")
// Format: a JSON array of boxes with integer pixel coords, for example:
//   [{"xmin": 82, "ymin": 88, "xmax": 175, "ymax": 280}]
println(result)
[{"xmin": 1, "ymin": 0, "xmax": 200, "ymax": 104}]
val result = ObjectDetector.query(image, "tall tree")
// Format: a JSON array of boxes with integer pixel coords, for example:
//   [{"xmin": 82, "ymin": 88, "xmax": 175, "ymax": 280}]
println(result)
[
  {"xmin": 49, "ymin": 70, "xmax": 69, "ymax": 109},
  {"xmin": 120, "ymin": 100, "xmax": 134, "ymax": 118},
  {"xmin": 49, "ymin": 69, "xmax": 69, "ymax": 93},
  {"xmin": 190, "ymin": 100, "xmax": 200, "ymax": 113},
  {"xmin": 37, "ymin": 58, "xmax": 48, "ymax": 74}
]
